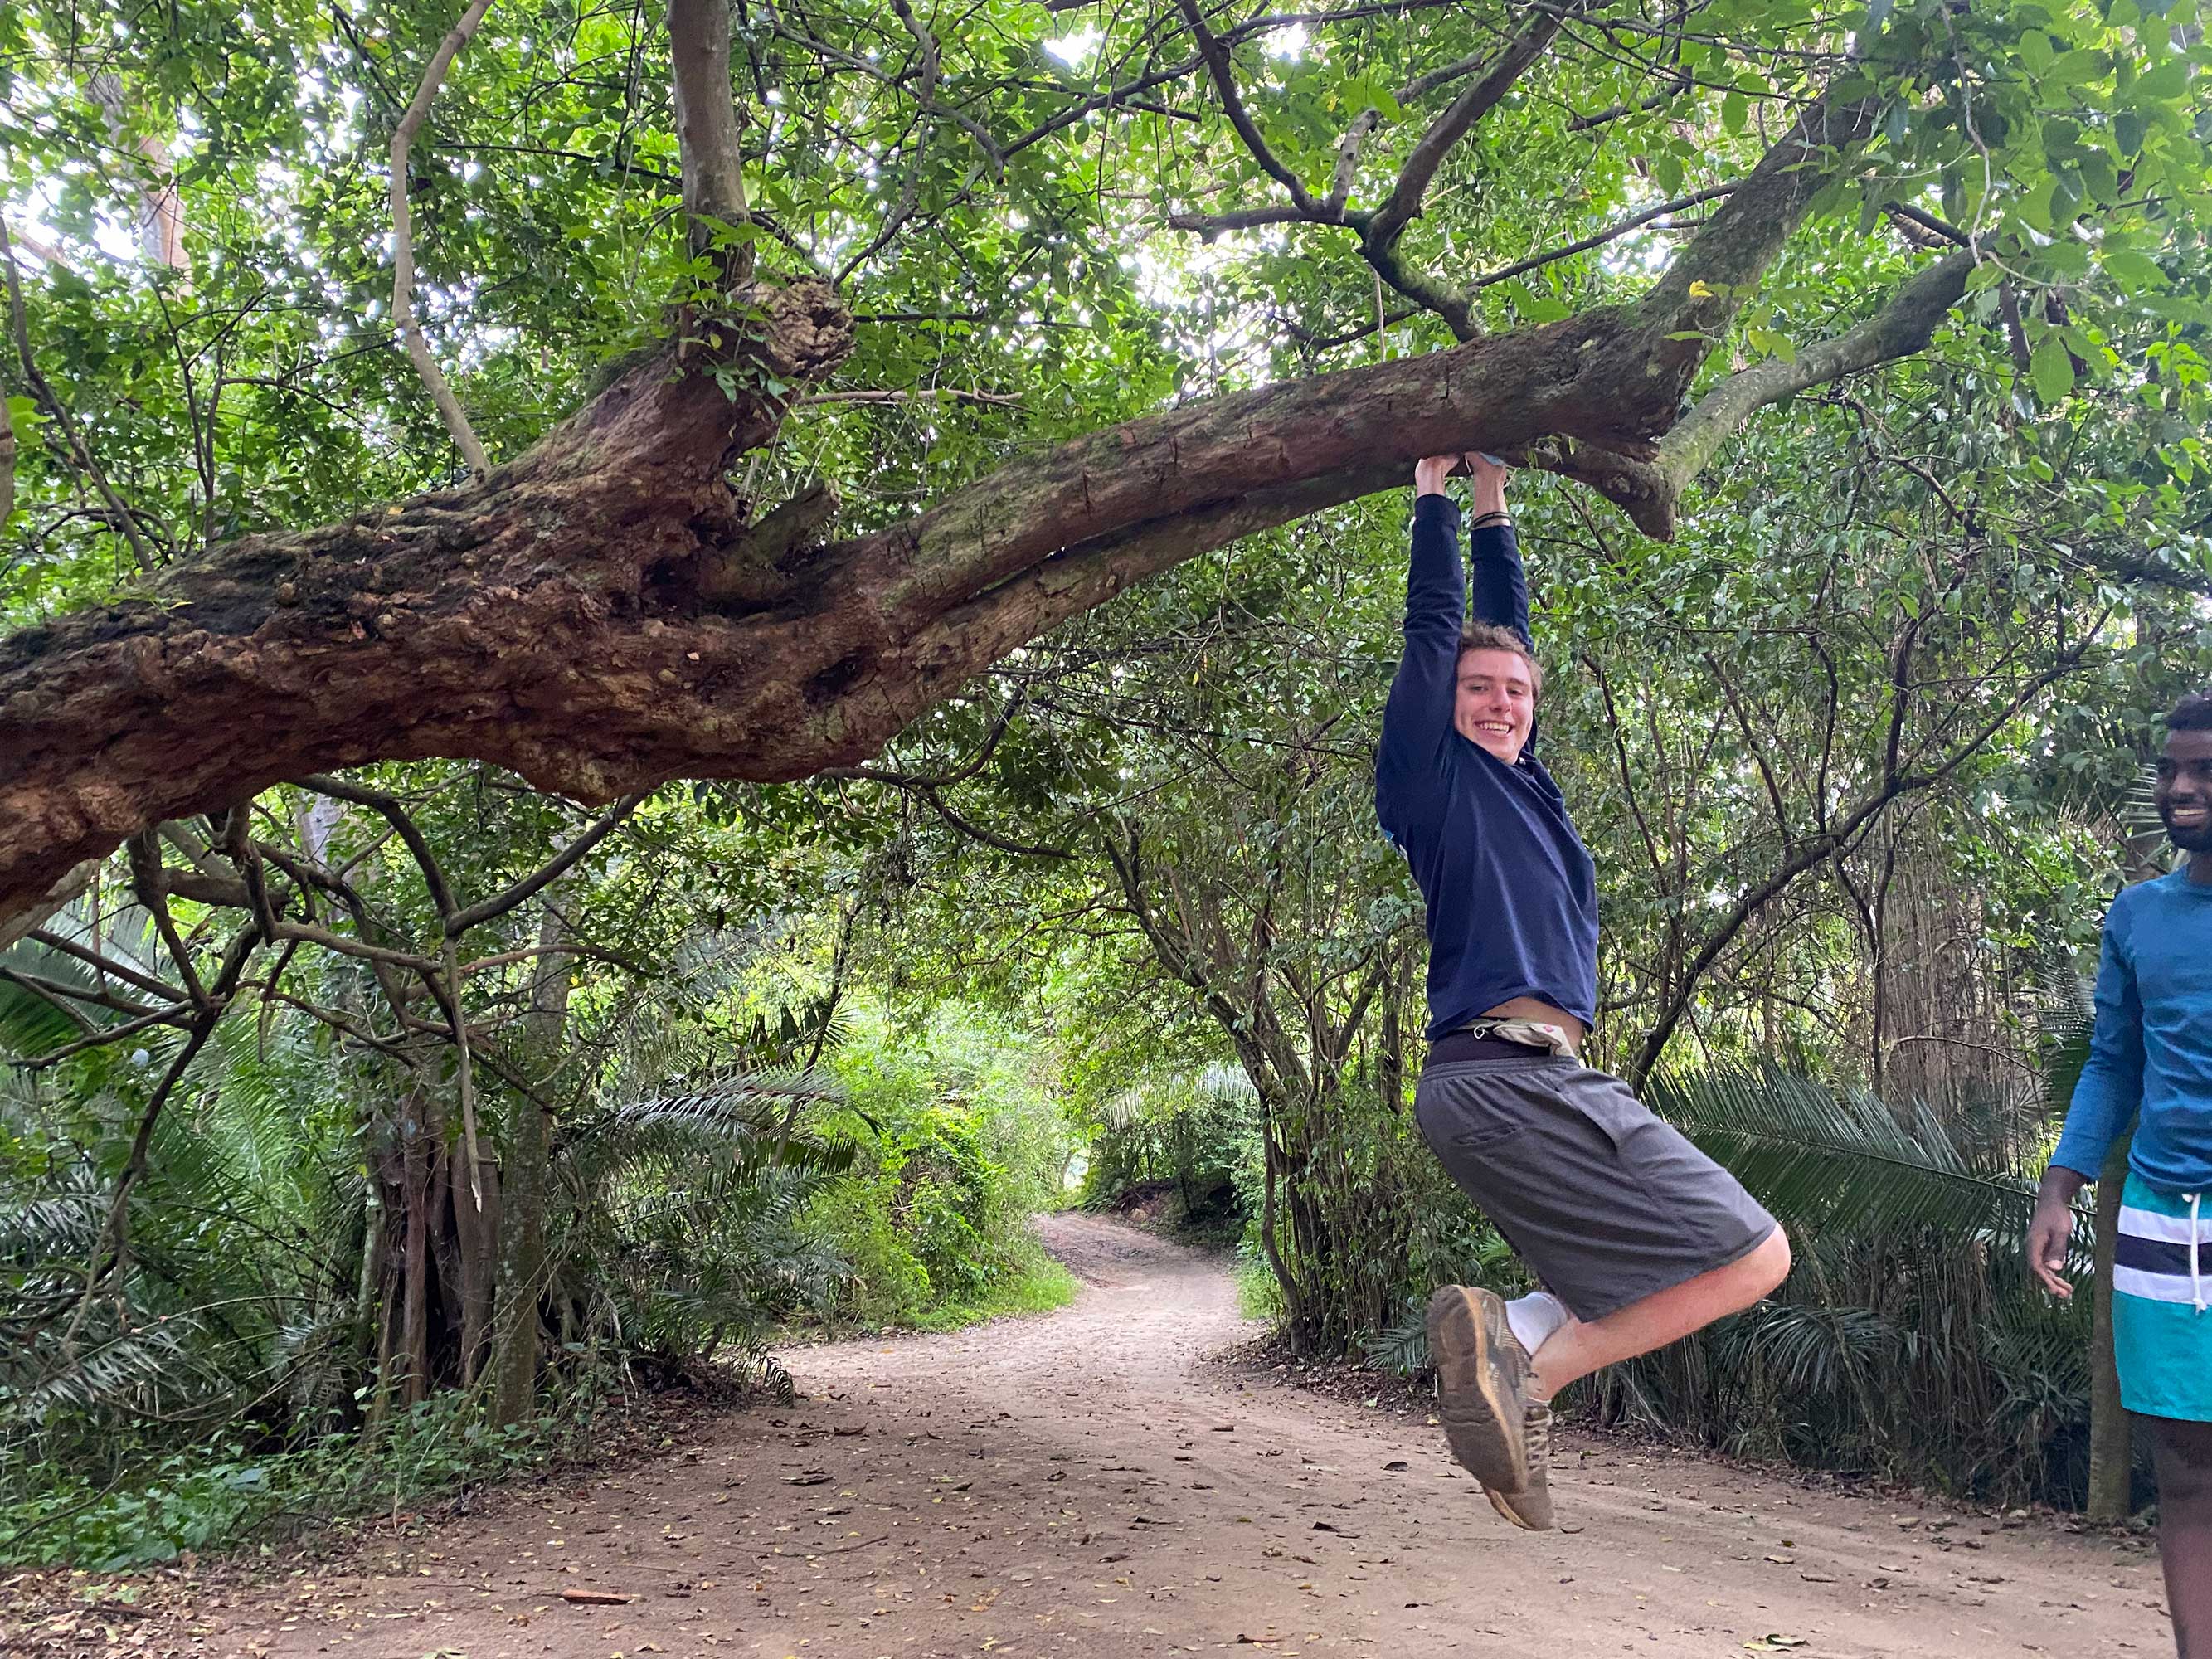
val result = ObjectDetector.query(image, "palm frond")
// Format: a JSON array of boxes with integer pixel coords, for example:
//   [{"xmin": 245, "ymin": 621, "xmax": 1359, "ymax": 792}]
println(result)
[
  {"xmin": 1648, "ymin": 1064, "xmax": 2036, "ymax": 1240},
  {"xmin": 1359, "ymin": 1312, "xmax": 1430, "ymax": 1376}
]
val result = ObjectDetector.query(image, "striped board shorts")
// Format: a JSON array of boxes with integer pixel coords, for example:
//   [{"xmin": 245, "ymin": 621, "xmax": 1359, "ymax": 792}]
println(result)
[{"xmin": 2113, "ymin": 1172, "xmax": 2212, "ymax": 1423}]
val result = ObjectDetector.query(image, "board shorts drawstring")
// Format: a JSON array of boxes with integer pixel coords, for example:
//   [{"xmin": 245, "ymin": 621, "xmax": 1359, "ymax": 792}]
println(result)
[{"xmin": 2193, "ymin": 1192, "xmax": 2206, "ymax": 1314}]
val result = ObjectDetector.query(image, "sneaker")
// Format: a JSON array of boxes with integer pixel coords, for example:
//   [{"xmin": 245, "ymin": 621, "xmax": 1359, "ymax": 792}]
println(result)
[
  {"xmin": 1483, "ymin": 1401, "xmax": 1557, "ymax": 1531},
  {"xmin": 1426, "ymin": 1285, "xmax": 1532, "ymax": 1492}
]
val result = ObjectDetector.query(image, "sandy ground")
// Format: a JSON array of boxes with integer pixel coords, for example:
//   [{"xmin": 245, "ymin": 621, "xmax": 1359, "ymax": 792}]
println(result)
[{"xmin": 41, "ymin": 1214, "xmax": 2176, "ymax": 1659}]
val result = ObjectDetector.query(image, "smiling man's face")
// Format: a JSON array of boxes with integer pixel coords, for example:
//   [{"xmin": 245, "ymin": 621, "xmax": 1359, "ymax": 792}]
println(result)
[
  {"xmin": 2157, "ymin": 727, "xmax": 2212, "ymax": 855},
  {"xmin": 1454, "ymin": 647, "xmax": 1535, "ymax": 766}
]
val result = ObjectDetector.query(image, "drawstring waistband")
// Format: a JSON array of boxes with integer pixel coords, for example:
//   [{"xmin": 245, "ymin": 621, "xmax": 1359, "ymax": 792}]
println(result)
[{"xmin": 2193, "ymin": 1193, "xmax": 2206, "ymax": 1314}]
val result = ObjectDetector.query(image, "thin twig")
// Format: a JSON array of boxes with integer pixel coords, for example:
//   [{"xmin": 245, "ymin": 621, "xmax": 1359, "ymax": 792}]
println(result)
[
  {"xmin": 0, "ymin": 216, "xmax": 158, "ymax": 568},
  {"xmin": 800, "ymin": 387, "xmax": 1023, "ymax": 408},
  {"xmin": 389, "ymin": 0, "xmax": 494, "ymax": 475},
  {"xmin": 445, "ymin": 791, "xmax": 645, "ymax": 933}
]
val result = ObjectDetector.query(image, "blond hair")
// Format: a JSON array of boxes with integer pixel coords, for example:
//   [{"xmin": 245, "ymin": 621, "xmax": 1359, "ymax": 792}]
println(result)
[{"xmin": 1457, "ymin": 621, "xmax": 1543, "ymax": 699}]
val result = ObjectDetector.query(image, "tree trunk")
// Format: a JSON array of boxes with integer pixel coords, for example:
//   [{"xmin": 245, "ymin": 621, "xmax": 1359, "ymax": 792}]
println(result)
[
  {"xmin": 400, "ymin": 1092, "xmax": 433, "ymax": 1408},
  {"xmin": 492, "ymin": 899, "xmax": 572, "ymax": 1425},
  {"xmin": 2085, "ymin": 1132, "xmax": 2134, "ymax": 1522},
  {"xmin": 450, "ymin": 1124, "xmax": 498, "ymax": 1387}
]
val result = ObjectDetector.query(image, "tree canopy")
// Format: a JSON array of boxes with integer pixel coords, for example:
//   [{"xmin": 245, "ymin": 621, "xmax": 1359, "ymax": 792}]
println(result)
[{"xmin": 5, "ymin": 0, "xmax": 2210, "ymax": 930}]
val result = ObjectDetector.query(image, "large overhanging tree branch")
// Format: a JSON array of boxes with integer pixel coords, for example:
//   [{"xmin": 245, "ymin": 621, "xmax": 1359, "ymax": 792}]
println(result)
[{"xmin": 0, "ymin": 15, "xmax": 1962, "ymax": 937}]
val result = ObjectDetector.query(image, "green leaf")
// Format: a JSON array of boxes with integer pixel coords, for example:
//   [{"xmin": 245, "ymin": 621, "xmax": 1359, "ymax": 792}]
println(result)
[
  {"xmin": 2077, "ymin": 148, "xmax": 2117, "ymax": 206},
  {"xmin": 2030, "ymin": 332, "xmax": 2075, "ymax": 403},
  {"xmin": 2017, "ymin": 31, "xmax": 2054, "ymax": 75},
  {"xmin": 1746, "ymin": 327, "xmax": 1797, "ymax": 364},
  {"xmin": 2136, "ymin": 56, "xmax": 2190, "ymax": 102},
  {"xmin": 2048, "ymin": 48, "xmax": 2107, "ymax": 88},
  {"xmin": 2102, "ymin": 248, "xmax": 2167, "ymax": 292}
]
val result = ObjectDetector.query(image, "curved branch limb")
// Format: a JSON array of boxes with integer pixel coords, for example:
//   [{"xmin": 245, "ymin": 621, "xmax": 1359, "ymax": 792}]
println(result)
[
  {"xmin": 0, "ymin": 965, "xmax": 161, "ymax": 1020},
  {"xmin": 1357, "ymin": 233, "xmax": 1478, "ymax": 342},
  {"xmin": 295, "ymin": 774, "xmax": 459, "ymax": 922},
  {"xmin": 1324, "ymin": 108, "xmax": 1381, "ymax": 216},
  {"xmin": 445, "ymin": 791, "xmax": 647, "ymax": 934},
  {"xmin": 1655, "ymin": 249, "xmax": 1976, "ymax": 494},
  {"xmin": 390, "ymin": 0, "xmax": 495, "ymax": 477},
  {"xmin": 1177, "ymin": 0, "xmax": 1323, "ymax": 218},
  {"xmin": 1364, "ymin": 2, "xmax": 1587, "ymax": 251},
  {"xmin": 1630, "ymin": 89, "xmax": 1882, "ymax": 381},
  {"xmin": 1167, "ymin": 203, "xmax": 1321, "ymax": 236},
  {"xmin": 1471, "ymin": 184, "xmax": 1737, "ymax": 293},
  {"xmin": 916, "ymin": 786, "xmax": 1075, "ymax": 859},
  {"xmin": 12, "ymin": 1000, "xmax": 199, "ymax": 1068},
  {"xmin": 125, "ymin": 834, "xmax": 207, "ymax": 1009},
  {"xmin": 26, "ymin": 927, "xmax": 187, "ymax": 1002}
]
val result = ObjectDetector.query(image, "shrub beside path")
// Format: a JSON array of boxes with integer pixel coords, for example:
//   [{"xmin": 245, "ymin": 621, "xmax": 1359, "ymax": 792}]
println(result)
[{"xmin": 47, "ymin": 1215, "xmax": 2176, "ymax": 1657}]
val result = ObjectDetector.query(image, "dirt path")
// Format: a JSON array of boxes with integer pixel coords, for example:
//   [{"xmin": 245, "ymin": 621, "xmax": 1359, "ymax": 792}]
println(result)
[{"xmin": 182, "ymin": 1216, "xmax": 2166, "ymax": 1659}]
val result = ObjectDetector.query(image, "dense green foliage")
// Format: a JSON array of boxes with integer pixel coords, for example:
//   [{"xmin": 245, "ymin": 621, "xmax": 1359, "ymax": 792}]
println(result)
[{"xmin": 7, "ymin": 0, "xmax": 2212, "ymax": 1565}]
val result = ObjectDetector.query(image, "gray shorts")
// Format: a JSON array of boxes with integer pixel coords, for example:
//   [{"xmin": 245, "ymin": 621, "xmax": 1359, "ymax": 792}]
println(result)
[{"xmin": 1414, "ymin": 1054, "xmax": 1777, "ymax": 1323}]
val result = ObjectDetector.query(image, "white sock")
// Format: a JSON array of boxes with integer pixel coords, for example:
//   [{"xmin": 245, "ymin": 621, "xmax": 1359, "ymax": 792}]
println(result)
[{"xmin": 1505, "ymin": 1291, "xmax": 1568, "ymax": 1357}]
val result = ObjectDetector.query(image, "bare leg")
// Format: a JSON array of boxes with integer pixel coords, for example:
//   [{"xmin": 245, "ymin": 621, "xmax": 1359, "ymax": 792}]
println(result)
[
  {"xmin": 1529, "ymin": 1227, "xmax": 1791, "ymax": 1398},
  {"xmin": 2151, "ymin": 1413, "xmax": 2212, "ymax": 1659}
]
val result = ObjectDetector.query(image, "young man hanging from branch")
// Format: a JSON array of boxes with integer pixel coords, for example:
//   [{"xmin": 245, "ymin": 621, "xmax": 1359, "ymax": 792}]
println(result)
[
  {"xmin": 2030, "ymin": 689, "xmax": 2212, "ymax": 1659},
  {"xmin": 1376, "ymin": 453, "xmax": 1792, "ymax": 1530}
]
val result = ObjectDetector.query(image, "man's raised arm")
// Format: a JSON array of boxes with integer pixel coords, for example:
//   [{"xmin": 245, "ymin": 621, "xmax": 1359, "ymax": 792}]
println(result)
[
  {"xmin": 1378, "ymin": 460, "xmax": 1472, "ymax": 829},
  {"xmin": 1460, "ymin": 455, "xmax": 1529, "ymax": 645}
]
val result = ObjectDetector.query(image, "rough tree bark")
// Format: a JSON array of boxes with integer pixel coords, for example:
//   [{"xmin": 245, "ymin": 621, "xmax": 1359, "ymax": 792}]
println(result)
[{"xmin": 0, "ymin": 51, "xmax": 1958, "ymax": 937}]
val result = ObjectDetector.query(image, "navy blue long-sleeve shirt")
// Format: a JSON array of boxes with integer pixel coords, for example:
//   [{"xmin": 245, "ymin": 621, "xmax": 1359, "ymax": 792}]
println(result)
[{"xmin": 1376, "ymin": 494, "xmax": 1599, "ymax": 1039}]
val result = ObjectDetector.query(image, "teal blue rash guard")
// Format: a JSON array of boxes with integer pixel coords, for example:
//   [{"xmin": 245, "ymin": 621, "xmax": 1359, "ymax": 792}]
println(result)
[
  {"xmin": 2052, "ymin": 868, "xmax": 2212, "ymax": 1195},
  {"xmin": 1376, "ymin": 493, "xmax": 1599, "ymax": 1042}
]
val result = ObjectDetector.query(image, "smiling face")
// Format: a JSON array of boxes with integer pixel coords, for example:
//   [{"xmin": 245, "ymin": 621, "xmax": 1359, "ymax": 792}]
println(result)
[
  {"xmin": 1454, "ymin": 647, "xmax": 1537, "ymax": 766},
  {"xmin": 2157, "ymin": 727, "xmax": 2212, "ymax": 855}
]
